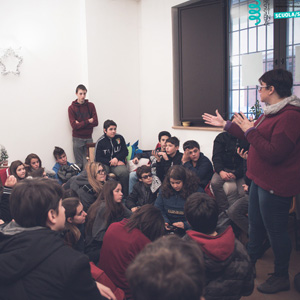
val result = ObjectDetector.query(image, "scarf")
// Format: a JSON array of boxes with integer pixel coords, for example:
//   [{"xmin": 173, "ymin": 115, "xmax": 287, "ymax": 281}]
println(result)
[{"xmin": 264, "ymin": 95, "xmax": 300, "ymax": 115}]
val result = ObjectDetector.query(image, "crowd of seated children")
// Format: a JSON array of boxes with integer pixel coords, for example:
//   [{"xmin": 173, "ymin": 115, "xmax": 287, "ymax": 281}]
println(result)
[
  {"xmin": 52, "ymin": 146, "xmax": 81, "ymax": 184},
  {"xmin": 184, "ymin": 192, "xmax": 254, "ymax": 300},
  {"xmin": 155, "ymin": 165, "xmax": 204, "ymax": 235},
  {"xmin": 125, "ymin": 165, "xmax": 160, "ymax": 212},
  {"xmin": 85, "ymin": 180, "xmax": 131, "ymax": 263},
  {"xmin": 211, "ymin": 131, "xmax": 249, "ymax": 214},
  {"xmin": 128, "ymin": 130, "xmax": 171, "ymax": 193},
  {"xmin": 95, "ymin": 120, "xmax": 129, "ymax": 196},
  {"xmin": 0, "ymin": 178, "xmax": 104, "ymax": 299},
  {"xmin": 99, "ymin": 205, "xmax": 165, "ymax": 299},
  {"xmin": 69, "ymin": 161, "xmax": 107, "ymax": 212},
  {"xmin": 155, "ymin": 136, "xmax": 183, "ymax": 182},
  {"xmin": 182, "ymin": 140, "xmax": 214, "ymax": 189},
  {"xmin": 126, "ymin": 235, "xmax": 206, "ymax": 300}
]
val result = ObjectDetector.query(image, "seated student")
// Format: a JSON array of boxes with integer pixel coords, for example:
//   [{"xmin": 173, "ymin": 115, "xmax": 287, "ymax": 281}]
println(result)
[
  {"xmin": 126, "ymin": 235, "xmax": 205, "ymax": 300},
  {"xmin": 211, "ymin": 131, "xmax": 249, "ymax": 213},
  {"xmin": 52, "ymin": 146, "xmax": 81, "ymax": 185},
  {"xmin": 0, "ymin": 178, "xmax": 103, "ymax": 299},
  {"xmin": 98, "ymin": 205, "xmax": 165, "ymax": 299},
  {"xmin": 155, "ymin": 136, "xmax": 183, "ymax": 182},
  {"xmin": 70, "ymin": 162, "xmax": 107, "ymax": 212},
  {"xmin": 0, "ymin": 175, "xmax": 17, "ymax": 223},
  {"xmin": 62, "ymin": 197, "xmax": 87, "ymax": 253},
  {"xmin": 182, "ymin": 140, "xmax": 214, "ymax": 189},
  {"xmin": 184, "ymin": 192, "xmax": 254, "ymax": 300},
  {"xmin": 128, "ymin": 130, "xmax": 171, "ymax": 193},
  {"xmin": 85, "ymin": 180, "xmax": 131, "ymax": 263},
  {"xmin": 9, "ymin": 160, "xmax": 27, "ymax": 181},
  {"xmin": 155, "ymin": 165, "xmax": 203, "ymax": 235},
  {"xmin": 95, "ymin": 120, "xmax": 129, "ymax": 196},
  {"xmin": 24, "ymin": 153, "xmax": 42, "ymax": 174},
  {"xmin": 125, "ymin": 165, "xmax": 160, "ymax": 212},
  {"xmin": 25, "ymin": 153, "xmax": 55, "ymax": 178}
]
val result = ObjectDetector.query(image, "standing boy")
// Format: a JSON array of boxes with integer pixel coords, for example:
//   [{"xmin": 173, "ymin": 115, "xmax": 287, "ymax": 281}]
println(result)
[
  {"xmin": 95, "ymin": 120, "xmax": 129, "ymax": 196},
  {"xmin": 68, "ymin": 84, "xmax": 98, "ymax": 168}
]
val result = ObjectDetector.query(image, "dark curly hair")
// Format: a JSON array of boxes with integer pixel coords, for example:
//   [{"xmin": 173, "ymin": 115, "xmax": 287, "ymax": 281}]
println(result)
[{"xmin": 161, "ymin": 165, "xmax": 200, "ymax": 199}]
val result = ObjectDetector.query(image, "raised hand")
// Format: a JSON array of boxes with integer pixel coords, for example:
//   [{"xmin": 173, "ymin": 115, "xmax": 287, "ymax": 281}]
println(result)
[{"xmin": 202, "ymin": 109, "xmax": 226, "ymax": 127}]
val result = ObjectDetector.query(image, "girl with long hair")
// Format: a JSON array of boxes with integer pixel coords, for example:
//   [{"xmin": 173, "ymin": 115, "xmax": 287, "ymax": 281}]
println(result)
[
  {"xmin": 9, "ymin": 160, "xmax": 27, "ymax": 181},
  {"xmin": 99, "ymin": 204, "xmax": 165, "ymax": 299},
  {"xmin": 85, "ymin": 180, "xmax": 131, "ymax": 263},
  {"xmin": 62, "ymin": 197, "xmax": 87, "ymax": 253},
  {"xmin": 24, "ymin": 153, "xmax": 42, "ymax": 174},
  {"xmin": 155, "ymin": 165, "xmax": 203, "ymax": 234},
  {"xmin": 70, "ymin": 161, "xmax": 107, "ymax": 211}
]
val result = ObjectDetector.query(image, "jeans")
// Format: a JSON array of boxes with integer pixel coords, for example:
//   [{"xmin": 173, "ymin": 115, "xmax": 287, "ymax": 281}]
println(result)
[
  {"xmin": 72, "ymin": 137, "xmax": 93, "ymax": 169},
  {"xmin": 211, "ymin": 171, "xmax": 245, "ymax": 213},
  {"xmin": 247, "ymin": 182, "xmax": 292, "ymax": 277},
  {"xmin": 129, "ymin": 171, "xmax": 138, "ymax": 194},
  {"xmin": 103, "ymin": 165, "xmax": 129, "ymax": 197},
  {"xmin": 227, "ymin": 194, "xmax": 249, "ymax": 234}
]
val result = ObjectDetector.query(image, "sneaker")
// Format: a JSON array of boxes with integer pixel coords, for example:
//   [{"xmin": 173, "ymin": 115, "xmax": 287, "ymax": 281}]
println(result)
[{"xmin": 257, "ymin": 274, "xmax": 290, "ymax": 294}]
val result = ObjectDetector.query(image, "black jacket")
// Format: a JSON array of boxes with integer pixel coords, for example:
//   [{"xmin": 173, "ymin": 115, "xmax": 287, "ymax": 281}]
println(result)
[
  {"xmin": 156, "ymin": 151, "xmax": 183, "ymax": 182},
  {"xmin": 185, "ymin": 226, "xmax": 254, "ymax": 300},
  {"xmin": 183, "ymin": 152, "xmax": 214, "ymax": 188},
  {"xmin": 95, "ymin": 134, "xmax": 128, "ymax": 165},
  {"xmin": 125, "ymin": 181, "xmax": 159, "ymax": 210},
  {"xmin": 0, "ymin": 223, "xmax": 103, "ymax": 300},
  {"xmin": 212, "ymin": 132, "xmax": 249, "ymax": 179},
  {"xmin": 0, "ymin": 186, "xmax": 12, "ymax": 223}
]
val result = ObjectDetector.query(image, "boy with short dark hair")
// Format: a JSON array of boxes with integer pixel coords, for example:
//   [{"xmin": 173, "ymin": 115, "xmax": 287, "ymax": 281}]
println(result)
[
  {"xmin": 0, "ymin": 178, "xmax": 103, "ymax": 299},
  {"xmin": 68, "ymin": 84, "xmax": 98, "ymax": 168},
  {"xmin": 182, "ymin": 140, "xmax": 214, "ymax": 189},
  {"xmin": 126, "ymin": 165, "xmax": 161, "ymax": 212},
  {"xmin": 95, "ymin": 119, "xmax": 129, "ymax": 196},
  {"xmin": 52, "ymin": 146, "xmax": 80, "ymax": 185},
  {"xmin": 126, "ymin": 235, "xmax": 205, "ymax": 300},
  {"xmin": 184, "ymin": 192, "xmax": 254, "ymax": 300},
  {"xmin": 156, "ymin": 136, "xmax": 183, "ymax": 182}
]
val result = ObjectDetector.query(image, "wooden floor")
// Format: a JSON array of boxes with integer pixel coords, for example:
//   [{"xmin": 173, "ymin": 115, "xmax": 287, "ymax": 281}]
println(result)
[{"xmin": 242, "ymin": 217, "xmax": 300, "ymax": 299}]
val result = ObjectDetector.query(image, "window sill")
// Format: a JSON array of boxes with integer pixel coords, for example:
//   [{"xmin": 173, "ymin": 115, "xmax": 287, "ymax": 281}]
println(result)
[{"xmin": 172, "ymin": 125, "xmax": 223, "ymax": 132}]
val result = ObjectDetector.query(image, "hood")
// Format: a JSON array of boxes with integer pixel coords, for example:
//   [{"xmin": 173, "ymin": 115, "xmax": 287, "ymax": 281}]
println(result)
[
  {"xmin": 186, "ymin": 226, "xmax": 235, "ymax": 261},
  {"xmin": 71, "ymin": 99, "xmax": 89, "ymax": 107},
  {"xmin": 0, "ymin": 222, "xmax": 65, "ymax": 285},
  {"xmin": 264, "ymin": 95, "xmax": 300, "ymax": 115}
]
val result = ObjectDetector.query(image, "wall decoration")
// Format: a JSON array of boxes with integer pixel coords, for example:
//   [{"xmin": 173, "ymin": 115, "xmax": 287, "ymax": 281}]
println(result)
[{"xmin": 0, "ymin": 48, "xmax": 23, "ymax": 75}]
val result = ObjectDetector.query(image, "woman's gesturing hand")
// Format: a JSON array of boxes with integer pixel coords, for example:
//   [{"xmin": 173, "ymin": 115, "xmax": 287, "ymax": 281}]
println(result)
[{"xmin": 202, "ymin": 110, "xmax": 226, "ymax": 128}]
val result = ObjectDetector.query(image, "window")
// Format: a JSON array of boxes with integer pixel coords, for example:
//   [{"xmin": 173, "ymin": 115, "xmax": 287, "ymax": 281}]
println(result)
[{"xmin": 172, "ymin": 0, "xmax": 300, "ymax": 125}]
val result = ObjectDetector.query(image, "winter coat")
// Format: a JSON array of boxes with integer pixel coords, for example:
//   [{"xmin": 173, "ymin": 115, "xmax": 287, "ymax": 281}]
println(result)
[
  {"xmin": 0, "ymin": 222, "xmax": 102, "ymax": 300},
  {"xmin": 212, "ymin": 132, "xmax": 249, "ymax": 179},
  {"xmin": 185, "ymin": 226, "xmax": 254, "ymax": 300}
]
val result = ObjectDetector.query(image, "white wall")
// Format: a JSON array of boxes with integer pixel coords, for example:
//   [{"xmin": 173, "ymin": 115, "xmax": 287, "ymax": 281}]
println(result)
[
  {"xmin": 138, "ymin": 0, "xmax": 221, "ymax": 159},
  {"xmin": 85, "ymin": 0, "xmax": 140, "ymax": 145},
  {"xmin": 0, "ymin": 0, "xmax": 221, "ymax": 171},
  {"xmin": 0, "ymin": 0, "xmax": 88, "ymax": 170}
]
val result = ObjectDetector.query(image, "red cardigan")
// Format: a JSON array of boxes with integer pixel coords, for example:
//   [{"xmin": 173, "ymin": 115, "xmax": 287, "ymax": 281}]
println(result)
[
  {"xmin": 226, "ymin": 104, "xmax": 300, "ymax": 197},
  {"xmin": 98, "ymin": 219, "xmax": 151, "ymax": 299}
]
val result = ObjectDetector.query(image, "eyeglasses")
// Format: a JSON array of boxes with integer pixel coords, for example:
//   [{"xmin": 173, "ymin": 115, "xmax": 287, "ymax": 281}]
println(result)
[
  {"xmin": 97, "ymin": 169, "xmax": 106, "ymax": 174},
  {"xmin": 141, "ymin": 174, "xmax": 153, "ymax": 179},
  {"xmin": 256, "ymin": 85, "xmax": 269, "ymax": 91}
]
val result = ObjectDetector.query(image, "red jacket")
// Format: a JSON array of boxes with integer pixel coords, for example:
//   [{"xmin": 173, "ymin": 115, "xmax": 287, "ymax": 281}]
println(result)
[
  {"xmin": 226, "ymin": 104, "xmax": 300, "ymax": 197},
  {"xmin": 98, "ymin": 219, "xmax": 150, "ymax": 299},
  {"xmin": 68, "ymin": 100, "xmax": 98, "ymax": 138}
]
